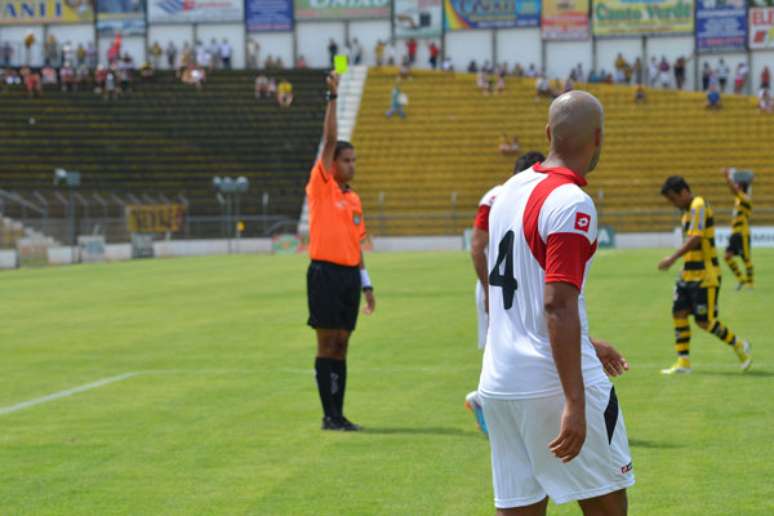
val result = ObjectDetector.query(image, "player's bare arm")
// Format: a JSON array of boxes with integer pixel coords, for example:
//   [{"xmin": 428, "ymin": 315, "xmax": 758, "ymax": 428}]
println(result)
[
  {"xmin": 545, "ymin": 281, "xmax": 586, "ymax": 463},
  {"xmin": 470, "ymin": 227, "xmax": 489, "ymax": 311},
  {"xmin": 591, "ymin": 338, "xmax": 629, "ymax": 377},
  {"xmin": 321, "ymin": 73, "xmax": 339, "ymax": 171},
  {"xmin": 359, "ymin": 250, "xmax": 375, "ymax": 315},
  {"xmin": 658, "ymin": 235, "xmax": 702, "ymax": 270}
]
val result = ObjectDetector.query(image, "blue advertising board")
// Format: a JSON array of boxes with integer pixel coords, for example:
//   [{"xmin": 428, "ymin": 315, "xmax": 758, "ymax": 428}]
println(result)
[
  {"xmin": 696, "ymin": 0, "xmax": 747, "ymax": 52},
  {"xmin": 246, "ymin": 0, "xmax": 293, "ymax": 32},
  {"xmin": 444, "ymin": 0, "xmax": 540, "ymax": 30}
]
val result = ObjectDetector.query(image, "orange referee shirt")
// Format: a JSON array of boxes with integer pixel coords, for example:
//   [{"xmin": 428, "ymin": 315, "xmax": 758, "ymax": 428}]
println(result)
[{"xmin": 306, "ymin": 159, "xmax": 366, "ymax": 267}]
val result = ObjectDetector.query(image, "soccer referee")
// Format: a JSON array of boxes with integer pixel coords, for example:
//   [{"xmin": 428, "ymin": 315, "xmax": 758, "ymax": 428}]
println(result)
[{"xmin": 306, "ymin": 72, "xmax": 375, "ymax": 432}]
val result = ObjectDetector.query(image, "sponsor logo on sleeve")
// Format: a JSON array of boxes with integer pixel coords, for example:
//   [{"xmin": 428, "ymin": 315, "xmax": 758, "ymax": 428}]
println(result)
[
  {"xmin": 621, "ymin": 462, "xmax": 633, "ymax": 474},
  {"xmin": 575, "ymin": 212, "xmax": 591, "ymax": 232}
]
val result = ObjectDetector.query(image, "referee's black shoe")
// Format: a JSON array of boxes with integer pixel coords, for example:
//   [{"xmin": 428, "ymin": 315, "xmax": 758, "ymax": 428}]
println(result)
[
  {"xmin": 321, "ymin": 416, "xmax": 344, "ymax": 431},
  {"xmin": 337, "ymin": 417, "xmax": 362, "ymax": 431}
]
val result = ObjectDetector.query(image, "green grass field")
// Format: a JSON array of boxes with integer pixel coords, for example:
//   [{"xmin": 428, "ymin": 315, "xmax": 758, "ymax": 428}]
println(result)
[{"xmin": 0, "ymin": 250, "xmax": 772, "ymax": 515}]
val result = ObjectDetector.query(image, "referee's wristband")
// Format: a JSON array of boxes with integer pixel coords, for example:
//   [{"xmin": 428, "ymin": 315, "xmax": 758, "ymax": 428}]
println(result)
[
  {"xmin": 360, "ymin": 269, "xmax": 373, "ymax": 291},
  {"xmin": 326, "ymin": 91, "xmax": 338, "ymax": 102}
]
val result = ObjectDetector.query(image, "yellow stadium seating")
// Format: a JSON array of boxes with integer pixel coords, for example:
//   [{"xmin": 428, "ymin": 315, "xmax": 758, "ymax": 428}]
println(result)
[{"xmin": 353, "ymin": 68, "xmax": 773, "ymax": 235}]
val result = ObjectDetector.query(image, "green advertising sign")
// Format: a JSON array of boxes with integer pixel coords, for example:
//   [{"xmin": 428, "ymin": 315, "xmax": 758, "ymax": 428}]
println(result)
[{"xmin": 294, "ymin": 0, "xmax": 390, "ymax": 19}]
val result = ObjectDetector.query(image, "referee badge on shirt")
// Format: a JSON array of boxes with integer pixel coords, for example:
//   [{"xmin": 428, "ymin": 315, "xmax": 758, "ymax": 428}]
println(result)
[{"xmin": 353, "ymin": 213, "xmax": 362, "ymax": 225}]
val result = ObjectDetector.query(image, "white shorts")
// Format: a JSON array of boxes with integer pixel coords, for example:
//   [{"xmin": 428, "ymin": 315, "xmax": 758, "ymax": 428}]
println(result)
[
  {"xmin": 475, "ymin": 281, "xmax": 488, "ymax": 350},
  {"xmin": 481, "ymin": 379, "xmax": 634, "ymax": 508}
]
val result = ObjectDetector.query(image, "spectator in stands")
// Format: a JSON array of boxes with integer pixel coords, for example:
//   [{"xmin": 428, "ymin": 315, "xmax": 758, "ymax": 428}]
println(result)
[
  {"xmin": 182, "ymin": 65, "xmax": 206, "ymax": 91},
  {"xmin": 399, "ymin": 56, "xmax": 411, "ymax": 80},
  {"xmin": 351, "ymin": 38, "xmax": 363, "ymax": 65},
  {"xmin": 658, "ymin": 56, "xmax": 671, "ymax": 88},
  {"xmin": 220, "ymin": 39, "xmax": 232, "ymax": 69},
  {"xmin": 328, "ymin": 38, "xmax": 338, "ymax": 67},
  {"xmin": 181, "ymin": 42, "xmax": 193, "ymax": 69},
  {"xmin": 706, "ymin": 84, "xmax": 721, "ymax": 110},
  {"xmin": 118, "ymin": 54, "xmax": 133, "ymax": 93},
  {"xmin": 208, "ymin": 38, "xmax": 220, "ymax": 69},
  {"xmin": 633, "ymin": 58, "xmax": 642, "ymax": 85},
  {"xmin": 87, "ymin": 42, "xmax": 97, "ymax": 69},
  {"xmin": 481, "ymin": 60, "xmax": 492, "ymax": 74},
  {"xmin": 535, "ymin": 74, "xmax": 556, "ymax": 99},
  {"xmin": 734, "ymin": 62, "xmax": 749, "ymax": 94},
  {"xmin": 587, "ymin": 69, "xmax": 600, "ymax": 83},
  {"xmin": 195, "ymin": 41, "xmax": 209, "ymax": 69},
  {"xmin": 648, "ymin": 57, "xmax": 658, "ymax": 86},
  {"xmin": 761, "ymin": 66, "xmax": 771, "ymax": 90},
  {"xmin": 385, "ymin": 81, "xmax": 407, "ymax": 119},
  {"xmin": 375, "ymin": 40, "xmax": 385, "ymax": 67},
  {"xmin": 44, "ymin": 35, "xmax": 58, "ymax": 66},
  {"xmin": 59, "ymin": 62, "xmax": 76, "ymax": 91},
  {"xmin": 140, "ymin": 62, "xmax": 154, "ymax": 82},
  {"xmin": 563, "ymin": 75, "xmax": 575, "ymax": 93},
  {"xmin": 574, "ymin": 63, "xmax": 584, "ymax": 83},
  {"xmin": 94, "ymin": 65, "xmax": 107, "ymax": 94},
  {"xmin": 41, "ymin": 65, "xmax": 57, "ymax": 86},
  {"xmin": 265, "ymin": 55, "xmax": 276, "ymax": 69},
  {"xmin": 513, "ymin": 63, "xmax": 524, "ymax": 77},
  {"xmin": 255, "ymin": 74, "xmax": 275, "ymax": 99},
  {"xmin": 166, "ymin": 41, "xmax": 177, "ymax": 69},
  {"xmin": 758, "ymin": 88, "xmax": 772, "ymax": 114},
  {"xmin": 476, "ymin": 68, "xmax": 489, "ymax": 94},
  {"xmin": 107, "ymin": 34, "xmax": 122, "ymax": 65},
  {"xmin": 407, "ymin": 38, "xmax": 417, "ymax": 65},
  {"xmin": 525, "ymin": 63, "xmax": 538, "ymax": 78},
  {"xmin": 76, "ymin": 63, "xmax": 90, "ymax": 88},
  {"xmin": 429, "ymin": 42, "xmax": 440, "ymax": 70},
  {"xmin": 62, "ymin": 41, "xmax": 75, "ymax": 65},
  {"xmin": 296, "ymin": 55, "xmax": 307, "ymax": 69},
  {"xmin": 442, "ymin": 57, "xmax": 453, "ymax": 72},
  {"xmin": 2, "ymin": 68, "xmax": 21, "ymax": 92},
  {"xmin": 277, "ymin": 78, "xmax": 293, "ymax": 108},
  {"xmin": 634, "ymin": 84, "xmax": 647, "ymax": 104},
  {"xmin": 76, "ymin": 43, "xmax": 86, "ymax": 67},
  {"xmin": 701, "ymin": 62, "xmax": 711, "ymax": 91},
  {"xmin": 150, "ymin": 41, "xmax": 162, "ymax": 69},
  {"xmin": 498, "ymin": 134, "xmax": 520, "ymax": 155},
  {"xmin": 247, "ymin": 39, "xmax": 259, "ymax": 69},
  {"xmin": 614, "ymin": 53, "xmax": 628, "ymax": 83},
  {"xmin": 104, "ymin": 67, "xmax": 118, "ymax": 100},
  {"xmin": 385, "ymin": 41, "xmax": 396, "ymax": 66},
  {"xmin": 496, "ymin": 65, "xmax": 506, "ymax": 94},
  {"xmin": 674, "ymin": 56, "xmax": 687, "ymax": 90},
  {"xmin": 717, "ymin": 58, "xmax": 730, "ymax": 92},
  {"xmin": 21, "ymin": 67, "xmax": 42, "ymax": 97},
  {"xmin": 2, "ymin": 41, "xmax": 13, "ymax": 66},
  {"xmin": 468, "ymin": 60, "xmax": 478, "ymax": 73}
]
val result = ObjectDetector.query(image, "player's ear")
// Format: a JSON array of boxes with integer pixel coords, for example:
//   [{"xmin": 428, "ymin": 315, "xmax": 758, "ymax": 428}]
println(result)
[{"xmin": 545, "ymin": 124, "xmax": 552, "ymax": 146}]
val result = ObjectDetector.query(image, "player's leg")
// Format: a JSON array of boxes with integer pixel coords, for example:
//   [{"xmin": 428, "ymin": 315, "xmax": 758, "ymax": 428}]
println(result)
[
  {"xmin": 662, "ymin": 282, "xmax": 692, "ymax": 374},
  {"xmin": 724, "ymin": 234, "xmax": 747, "ymax": 288},
  {"xmin": 695, "ymin": 288, "xmax": 751, "ymax": 371},
  {"xmin": 331, "ymin": 330, "xmax": 361, "ymax": 430},
  {"xmin": 316, "ymin": 328, "xmax": 344, "ymax": 428},
  {"xmin": 466, "ymin": 281, "xmax": 489, "ymax": 436},
  {"xmin": 577, "ymin": 489, "xmax": 627, "ymax": 516},
  {"xmin": 742, "ymin": 233, "xmax": 753, "ymax": 287},
  {"xmin": 330, "ymin": 266, "xmax": 362, "ymax": 431},
  {"xmin": 480, "ymin": 397, "xmax": 548, "ymax": 514}
]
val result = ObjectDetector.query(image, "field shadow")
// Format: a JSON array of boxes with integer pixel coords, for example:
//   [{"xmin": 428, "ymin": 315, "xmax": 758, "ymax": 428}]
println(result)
[
  {"xmin": 694, "ymin": 370, "xmax": 773, "ymax": 378},
  {"xmin": 628, "ymin": 438, "xmax": 684, "ymax": 450},
  {"xmin": 363, "ymin": 426, "xmax": 481, "ymax": 438}
]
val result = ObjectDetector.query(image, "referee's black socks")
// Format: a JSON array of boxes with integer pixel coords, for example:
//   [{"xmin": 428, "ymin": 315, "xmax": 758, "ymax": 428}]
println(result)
[{"xmin": 314, "ymin": 357, "xmax": 348, "ymax": 420}]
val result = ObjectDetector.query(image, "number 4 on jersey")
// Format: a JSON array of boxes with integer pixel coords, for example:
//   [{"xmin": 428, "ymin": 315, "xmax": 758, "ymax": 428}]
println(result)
[{"xmin": 489, "ymin": 230, "xmax": 518, "ymax": 310}]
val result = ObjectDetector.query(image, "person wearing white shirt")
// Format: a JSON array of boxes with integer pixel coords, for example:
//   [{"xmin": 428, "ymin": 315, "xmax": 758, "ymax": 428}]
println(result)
[{"xmin": 220, "ymin": 39, "xmax": 232, "ymax": 69}]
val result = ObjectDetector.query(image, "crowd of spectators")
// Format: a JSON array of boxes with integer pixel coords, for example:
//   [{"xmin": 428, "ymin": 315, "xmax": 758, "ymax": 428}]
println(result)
[{"xmin": 254, "ymin": 74, "xmax": 294, "ymax": 108}]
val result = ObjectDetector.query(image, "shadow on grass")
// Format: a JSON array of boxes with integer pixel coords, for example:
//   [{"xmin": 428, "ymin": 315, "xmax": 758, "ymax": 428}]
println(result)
[
  {"xmin": 694, "ymin": 369, "xmax": 772, "ymax": 378},
  {"xmin": 629, "ymin": 438, "xmax": 684, "ymax": 449},
  {"xmin": 363, "ymin": 426, "xmax": 482, "ymax": 437}
]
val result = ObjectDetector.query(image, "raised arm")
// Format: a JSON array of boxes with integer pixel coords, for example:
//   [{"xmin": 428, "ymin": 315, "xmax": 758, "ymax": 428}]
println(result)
[
  {"xmin": 723, "ymin": 168, "xmax": 742, "ymax": 197},
  {"xmin": 321, "ymin": 73, "xmax": 339, "ymax": 171}
]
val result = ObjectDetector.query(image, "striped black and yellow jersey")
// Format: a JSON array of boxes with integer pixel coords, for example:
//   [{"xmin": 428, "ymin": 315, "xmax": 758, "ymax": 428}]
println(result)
[
  {"xmin": 731, "ymin": 191, "xmax": 752, "ymax": 235},
  {"xmin": 681, "ymin": 196, "xmax": 720, "ymax": 287}
]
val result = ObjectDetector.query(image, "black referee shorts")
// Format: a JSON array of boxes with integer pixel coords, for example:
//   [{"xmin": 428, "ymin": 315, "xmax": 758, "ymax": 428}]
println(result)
[{"xmin": 307, "ymin": 260, "xmax": 361, "ymax": 332}]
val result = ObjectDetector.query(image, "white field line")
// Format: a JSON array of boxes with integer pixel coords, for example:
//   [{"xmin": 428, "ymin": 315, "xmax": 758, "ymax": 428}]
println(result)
[{"xmin": 0, "ymin": 372, "xmax": 140, "ymax": 416}]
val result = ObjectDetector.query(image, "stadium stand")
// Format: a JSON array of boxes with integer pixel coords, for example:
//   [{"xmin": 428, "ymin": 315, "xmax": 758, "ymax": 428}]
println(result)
[
  {"xmin": 0, "ymin": 69, "xmax": 326, "ymax": 239},
  {"xmin": 353, "ymin": 68, "xmax": 774, "ymax": 235}
]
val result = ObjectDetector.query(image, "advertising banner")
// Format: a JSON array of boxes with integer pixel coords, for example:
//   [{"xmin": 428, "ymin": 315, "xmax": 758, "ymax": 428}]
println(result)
[
  {"xmin": 750, "ymin": 6, "xmax": 774, "ymax": 48},
  {"xmin": 126, "ymin": 204, "xmax": 185, "ymax": 234},
  {"xmin": 148, "ymin": 0, "xmax": 244, "ymax": 23},
  {"xmin": 394, "ymin": 0, "xmax": 442, "ymax": 38},
  {"xmin": 592, "ymin": 0, "xmax": 694, "ymax": 36},
  {"xmin": 293, "ymin": 0, "xmax": 390, "ymax": 20},
  {"xmin": 696, "ymin": 0, "xmax": 746, "ymax": 52},
  {"xmin": 246, "ymin": 0, "xmax": 293, "ymax": 31},
  {"xmin": 97, "ymin": 0, "xmax": 146, "ymax": 37},
  {"xmin": 0, "ymin": 0, "xmax": 95, "ymax": 24},
  {"xmin": 542, "ymin": 0, "xmax": 590, "ymax": 40},
  {"xmin": 444, "ymin": 0, "xmax": 540, "ymax": 29}
]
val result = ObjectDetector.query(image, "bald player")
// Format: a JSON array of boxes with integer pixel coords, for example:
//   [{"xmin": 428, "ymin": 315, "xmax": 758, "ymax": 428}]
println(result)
[{"xmin": 480, "ymin": 91, "xmax": 634, "ymax": 515}]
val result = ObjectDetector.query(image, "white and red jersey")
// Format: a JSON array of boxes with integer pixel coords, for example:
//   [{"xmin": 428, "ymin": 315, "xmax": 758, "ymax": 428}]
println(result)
[
  {"xmin": 479, "ymin": 163, "xmax": 607, "ymax": 400},
  {"xmin": 473, "ymin": 185, "xmax": 504, "ymax": 233}
]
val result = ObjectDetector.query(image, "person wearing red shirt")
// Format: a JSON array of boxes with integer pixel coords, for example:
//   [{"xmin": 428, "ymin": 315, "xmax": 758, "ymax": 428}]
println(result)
[
  {"xmin": 407, "ymin": 38, "xmax": 417, "ymax": 65},
  {"xmin": 429, "ymin": 42, "xmax": 440, "ymax": 69}
]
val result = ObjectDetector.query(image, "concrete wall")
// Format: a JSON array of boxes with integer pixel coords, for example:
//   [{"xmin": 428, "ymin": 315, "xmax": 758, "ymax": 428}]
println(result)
[
  {"xmin": 148, "ymin": 25, "xmax": 194, "ymax": 68},
  {"xmin": 497, "ymin": 28, "xmax": 542, "ymax": 71},
  {"xmin": 446, "ymin": 30, "xmax": 492, "ymax": 71},
  {"xmin": 349, "ymin": 20, "xmax": 391, "ymax": 66},
  {"xmin": 546, "ymin": 40, "xmax": 592, "ymax": 81},
  {"xmin": 249, "ymin": 32, "xmax": 294, "ymax": 68},
  {"xmin": 297, "ymin": 22, "xmax": 345, "ymax": 68},
  {"xmin": 596, "ymin": 37, "xmax": 641, "ymax": 78}
]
